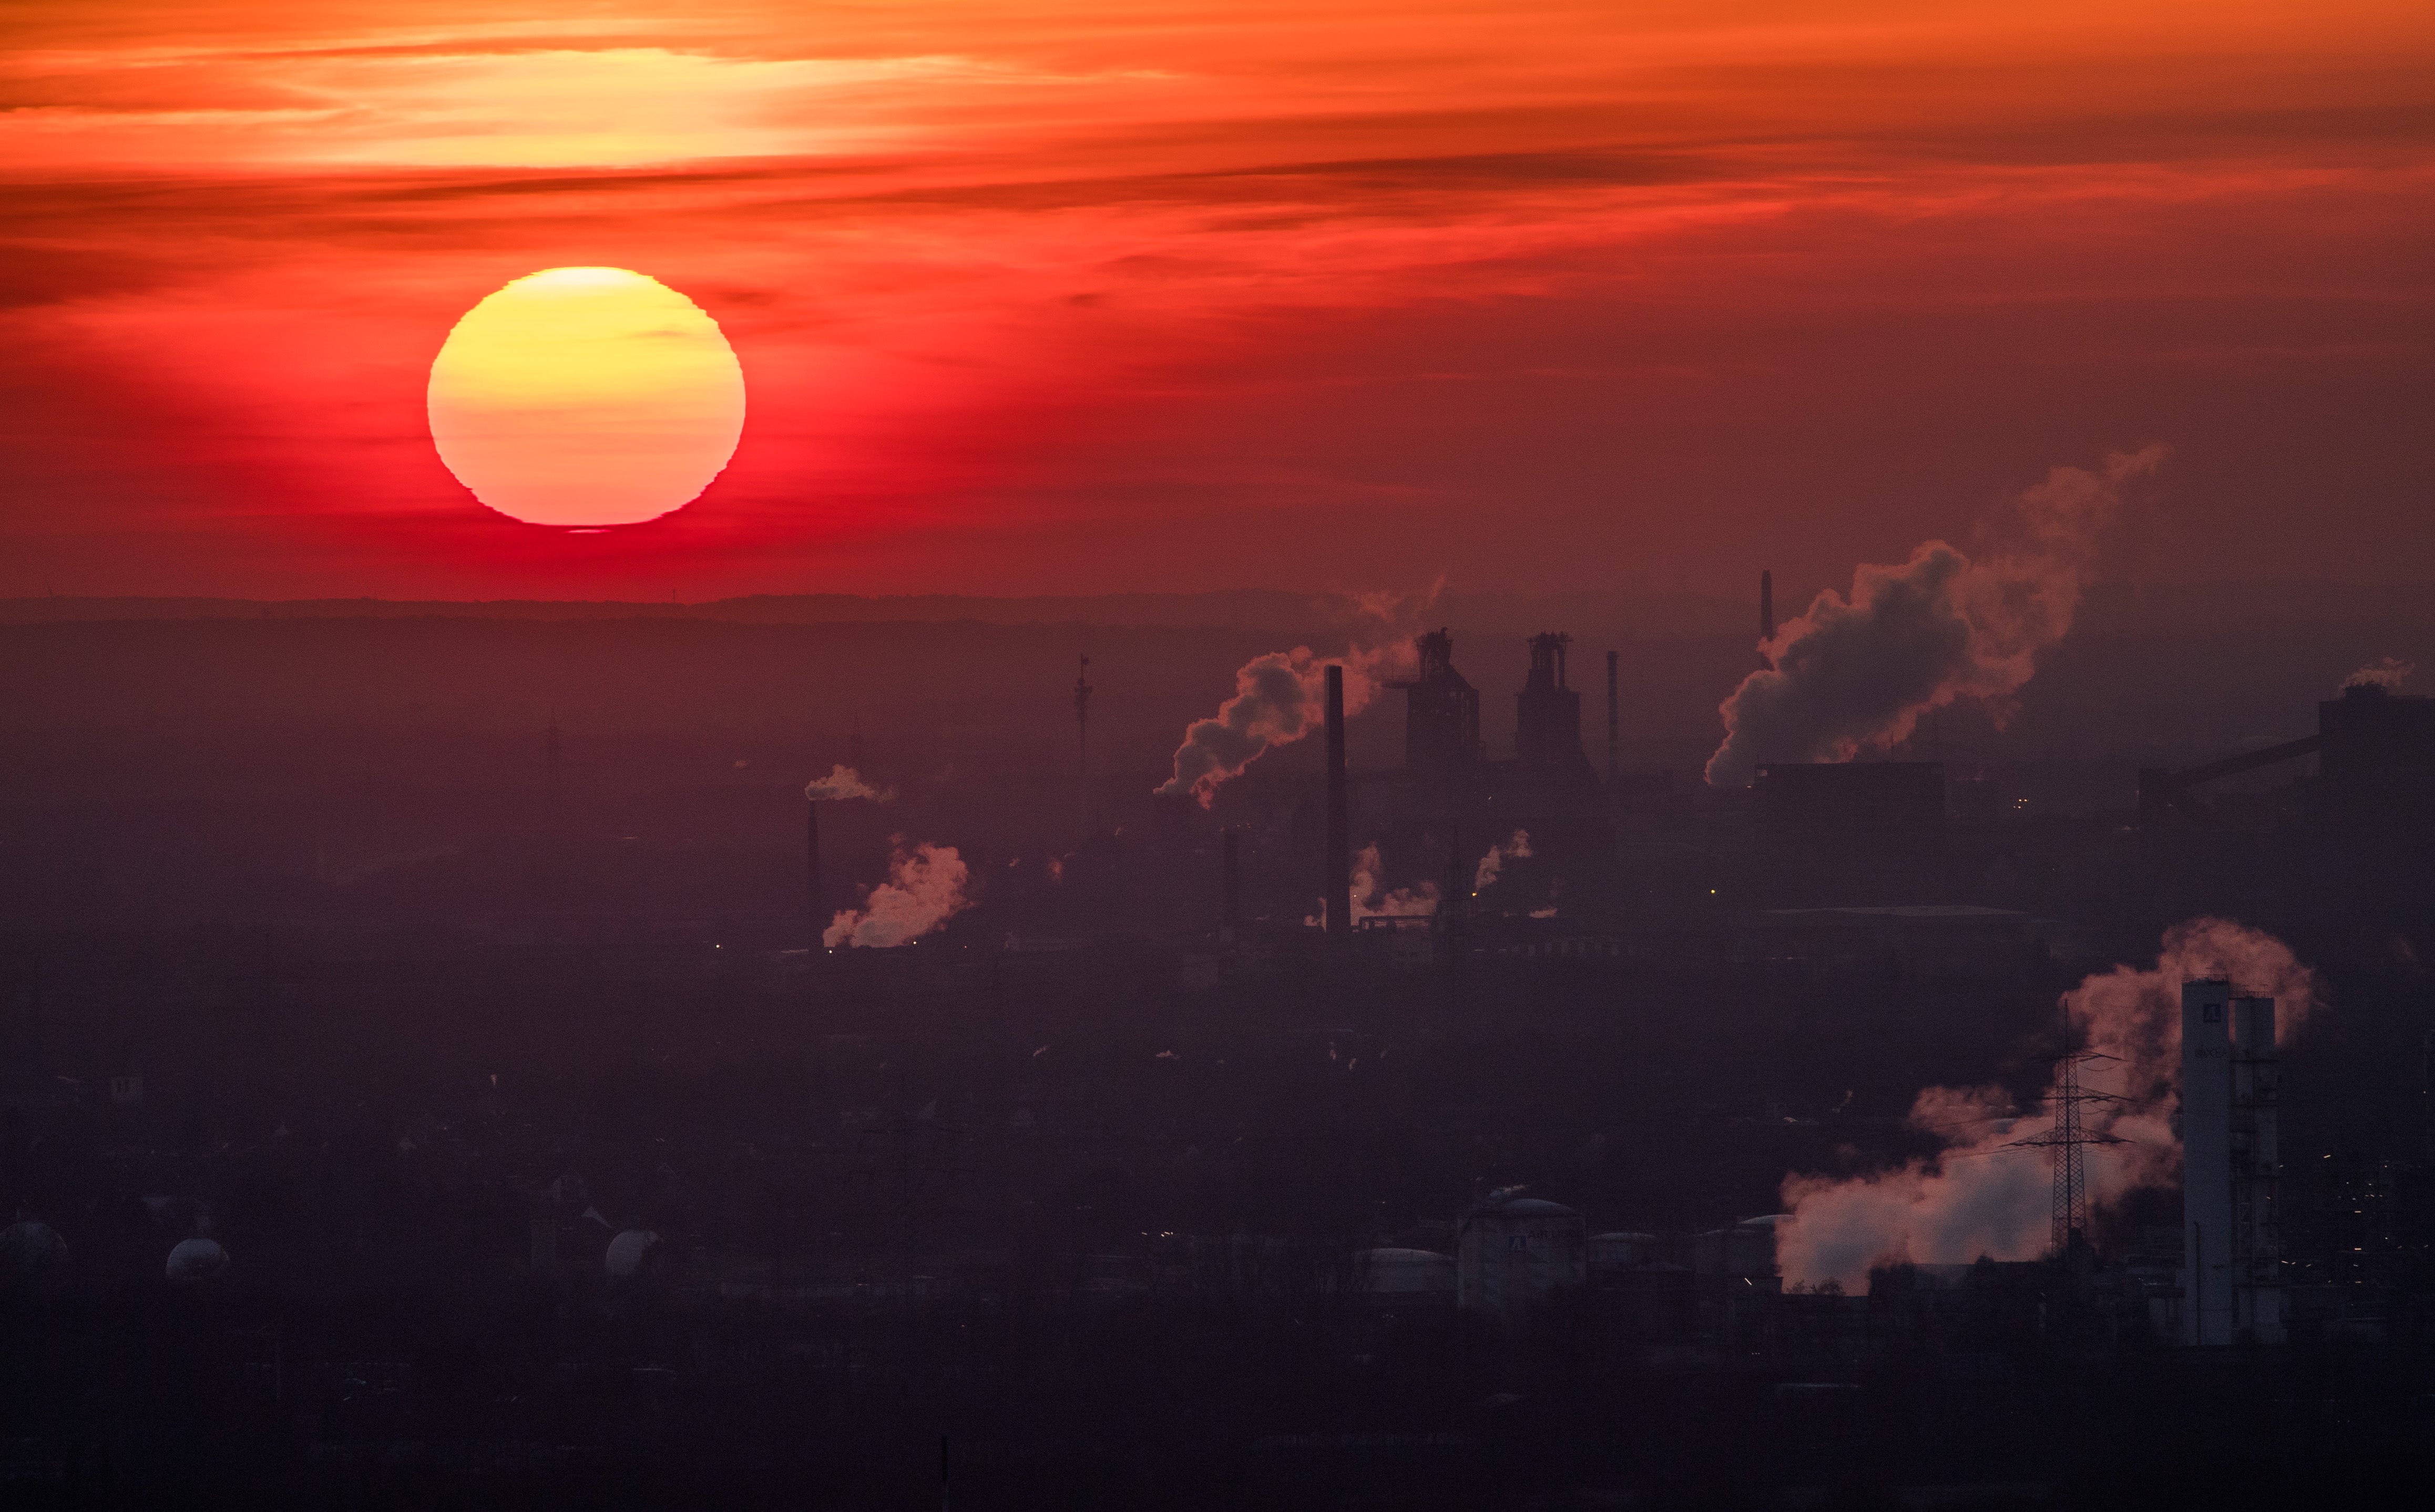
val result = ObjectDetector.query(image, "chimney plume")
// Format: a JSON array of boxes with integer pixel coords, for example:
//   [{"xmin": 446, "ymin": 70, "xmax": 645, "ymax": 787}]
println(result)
[
  {"xmin": 1760, "ymin": 569, "xmax": 1775, "ymax": 650},
  {"xmin": 1324, "ymin": 665, "xmax": 1349, "ymax": 941},
  {"xmin": 1706, "ymin": 448, "xmax": 2164, "ymax": 788}
]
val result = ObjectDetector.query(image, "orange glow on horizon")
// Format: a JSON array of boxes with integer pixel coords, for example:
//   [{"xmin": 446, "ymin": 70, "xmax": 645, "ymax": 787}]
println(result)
[{"xmin": 1, "ymin": 2, "xmax": 2430, "ymax": 598}]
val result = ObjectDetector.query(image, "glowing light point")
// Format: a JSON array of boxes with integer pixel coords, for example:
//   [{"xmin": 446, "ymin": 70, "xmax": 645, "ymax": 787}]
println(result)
[{"xmin": 427, "ymin": 266, "xmax": 745, "ymax": 528}]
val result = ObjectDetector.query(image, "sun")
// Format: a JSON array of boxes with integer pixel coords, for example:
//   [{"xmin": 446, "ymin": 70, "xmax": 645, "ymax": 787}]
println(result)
[{"xmin": 427, "ymin": 267, "xmax": 745, "ymax": 528}]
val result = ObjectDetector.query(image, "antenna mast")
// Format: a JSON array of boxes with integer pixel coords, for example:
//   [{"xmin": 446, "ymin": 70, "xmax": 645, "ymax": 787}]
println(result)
[
  {"xmin": 2005, "ymin": 999, "xmax": 2124, "ymax": 1256},
  {"xmin": 1073, "ymin": 654, "xmax": 1093, "ymax": 832}
]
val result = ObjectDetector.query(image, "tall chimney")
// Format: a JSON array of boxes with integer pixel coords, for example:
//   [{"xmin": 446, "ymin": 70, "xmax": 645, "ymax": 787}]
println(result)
[
  {"xmin": 1759, "ymin": 570, "xmax": 1775, "ymax": 650},
  {"xmin": 1324, "ymin": 664, "xmax": 1349, "ymax": 940},
  {"xmin": 1605, "ymin": 650, "xmax": 1620, "ymax": 787},
  {"xmin": 2181, "ymin": 979, "xmax": 2232, "ymax": 1345},
  {"xmin": 1074, "ymin": 654, "xmax": 1093, "ymax": 834},
  {"xmin": 806, "ymin": 799, "xmax": 825, "ymax": 948},
  {"xmin": 1220, "ymin": 826, "xmax": 1241, "ymax": 938}
]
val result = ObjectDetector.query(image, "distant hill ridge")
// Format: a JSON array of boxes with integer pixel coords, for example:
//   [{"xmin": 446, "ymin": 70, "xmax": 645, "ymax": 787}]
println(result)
[{"xmin": 4, "ymin": 582, "xmax": 2428, "ymax": 640}]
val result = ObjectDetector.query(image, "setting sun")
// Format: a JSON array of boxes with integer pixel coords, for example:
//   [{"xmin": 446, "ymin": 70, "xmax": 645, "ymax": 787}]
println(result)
[{"xmin": 426, "ymin": 266, "xmax": 745, "ymax": 529}]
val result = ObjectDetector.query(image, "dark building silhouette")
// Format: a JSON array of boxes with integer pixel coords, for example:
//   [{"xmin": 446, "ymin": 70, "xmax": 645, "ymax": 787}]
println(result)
[
  {"xmin": 1515, "ymin": 632, "xmax": 1587, "ymax": 771},
  {"xmin": 1755, "ymin": 762, "xmax": 1946, "ymax": 842},
  {"xmin": 1389, "ymin": 629, "xmax": 1482, "ymax": 779}
]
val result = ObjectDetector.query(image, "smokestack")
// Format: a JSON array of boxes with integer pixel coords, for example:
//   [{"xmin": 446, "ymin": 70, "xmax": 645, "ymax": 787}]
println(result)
[
  {"xmin": 1759, "ymin": 570, "xmax": 1774, "ymax": 650},
  {"xmin": 1606, "ymin": 650, "xmax": 1620, "ymax": 787},
  {"xmin": 1324, "ymin": 664, "xmax": 1349, "ymax": 941},
  {"xmin": 1075, "ymin": 654, "xmax": 1093, "ymax": 833},
  {"xmin": 2181, "ymin": 979, "xmax": 2231, "ymax": 1345},
  {"xmin": 1220, "ymin": 826, "xmax": 1241, "ymax": 938},
  {"xmin": 806, "ymin": 799, "xmax": 824, "ymax": 948}
]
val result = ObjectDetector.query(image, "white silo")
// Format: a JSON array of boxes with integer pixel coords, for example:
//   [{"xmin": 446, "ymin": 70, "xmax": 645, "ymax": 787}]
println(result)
[
  {"xmin": 1457, "ymin": 1193, "xmax": 1585, "ymax": 1321},
  {"xmin": 2181, "ymin": 979, "xmax": 2284, "ymax": 1345}
]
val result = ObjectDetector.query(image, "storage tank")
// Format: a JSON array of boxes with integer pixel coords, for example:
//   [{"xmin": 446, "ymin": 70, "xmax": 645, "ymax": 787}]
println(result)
[
  {"xmin": 1693, "ymin": 1215, "xmax": 1785, "ymax": 1278},
  {"xmin": 1, "ymin": 1220, "xmax": 70, "ymax": 1294},
  {"xmin": 1354, "ymin": 1247, "xmax": 1457, "ymax": 1300},
  {"xmin": 1587, "ymin": 1231, "xmax": 1658, "ymax": 1273},
  {"xmin": 166, "ymin": 1237, "xmax": 229, "ymax": 1283},
  {"xmin": 1457, "ymin": 1193, "xmax": 1585, "ymax": 1319},
  {"xmin": 605, "ymin": 1229, "xmax": 661, "ymax": 1280}
]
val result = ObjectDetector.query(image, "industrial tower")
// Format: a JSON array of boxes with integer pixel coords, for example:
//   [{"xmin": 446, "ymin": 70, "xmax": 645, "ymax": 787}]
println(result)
[{"xmin": 2180, "ymin": 979, "xmax": 2285, "ymax": 1344}]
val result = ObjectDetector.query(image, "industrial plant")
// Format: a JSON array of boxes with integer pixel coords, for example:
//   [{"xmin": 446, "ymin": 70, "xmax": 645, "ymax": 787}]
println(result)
[{"xmin": 0, "ymin": 584, "xmax": 2430, "ymax": 1509}]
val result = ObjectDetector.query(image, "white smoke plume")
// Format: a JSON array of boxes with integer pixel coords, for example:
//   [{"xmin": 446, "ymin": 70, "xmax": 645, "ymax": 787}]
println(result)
[
  {"xmin": 1704, "ymin": 448, "xmax": 2166, "ymax": 788},
  {"xmin": 1157, "ymin": 646, "xmax": 1399, "ymax": 808},
  {"xmin": 1155, "ymin": 588, "xmax": 1442, "ymax": 808},
  {"xmin": 1350, "ymin": 843, "xmax": 1439, "ymax": 921},
  {"xmin": 824, "ymin": 838, "xmax": 972, "ymax": 948},
  {"xmin": 1774, "ymin": 918, "xmax": 2321, "ymax": 1291},
  {"xmin": 1472, "ymin": 829, "xmax": 1532, "ymax": 894},
  {"xmin": 804, "ymin": 764, "xmax": 893, "ymax": 803},
  {"xmin": 2341, "ymin": 655, "xmax": 2414, "ymax": 692}
]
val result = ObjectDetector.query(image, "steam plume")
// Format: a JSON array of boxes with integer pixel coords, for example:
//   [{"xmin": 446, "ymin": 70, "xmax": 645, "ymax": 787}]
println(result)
[
  {"xmin": 1704, "ymin": 448, "xmax": 2165, "ymax": 788},
  {"xmin": 1157, "ymin": 646, "xmax": 1398, "ymax": 807},
  {"xmin": 1155, "ymin": 588, "xmax": 1441, "ymax": 807},
  {"xmin": 805, "ymin": 764, "xmax": 892, "ymax": 803},
  {"xmin": 2341, "ymin": 655, "xmax": 2414, "ymax": 692},
  {"xmin": 1774, "ymin": 917, "xmax": 2320, "ymax": 1291},
  {"xmin": 1307, "ymin": 842, "xmax": 1441, "ymax": 927},
  {"xmin": 1472, "ymin": 829, "xmax": 1532, "ymax": 894},
  {"xmin": 824, "ymin": 838, "xmax": 971, "ymax": 947},
  {"xmin": 1350, "ymin": 843, "xmax": 1439, "ymax": 921}
]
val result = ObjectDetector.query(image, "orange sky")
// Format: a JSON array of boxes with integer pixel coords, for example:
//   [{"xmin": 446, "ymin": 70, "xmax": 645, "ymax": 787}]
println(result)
[{"xmin": 3, "ymin": 1, "xmax": 2430, "ymax": 599}]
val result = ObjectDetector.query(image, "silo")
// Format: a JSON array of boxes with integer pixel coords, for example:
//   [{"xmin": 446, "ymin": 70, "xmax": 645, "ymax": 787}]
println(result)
[
  {"xmin": 1457, "ymin": 1194, "xmax": 1585, "ymax": 1320},
  {"xmin": 1354, "ymin": 1247, "xmax": 1457, "ymax": 1304}
]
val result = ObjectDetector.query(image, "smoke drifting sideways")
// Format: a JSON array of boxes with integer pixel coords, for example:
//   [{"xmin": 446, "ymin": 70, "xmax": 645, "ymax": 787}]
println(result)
[
  {"xmin": 1155, "ymin": 588, "xmax": 1441, "ymax": 808},
  {"xmin": 824, "ymin": 839, "xmax": 972, "ymax": 948},
  {"xmin": 2342, "ymin": 655, "xmax": 2416, "ymax": 693},
  {"xmin": 1156, "ymin": 645, "xmax": 1397, "ymax": 808},
  {"xmin": 1704, "ymin": 447, "xmax": 2167, "ymax": 788},
  {"xmin": 1472, "ymin": 829, "xmax": 1532, "ymax": 895},
  {"xmin": 1774, "ymin": 918, "xmax": 2321, "ymax": 1292},
  {"xmin": 804, "ymin": 764, "xmax": 893, "ymax": 803}
]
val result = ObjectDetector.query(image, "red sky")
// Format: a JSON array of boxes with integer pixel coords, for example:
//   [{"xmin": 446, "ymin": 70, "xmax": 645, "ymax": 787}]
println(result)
[{"xmin": 3, "ymin": 1, "xmax": 2430, "ymax": 600}]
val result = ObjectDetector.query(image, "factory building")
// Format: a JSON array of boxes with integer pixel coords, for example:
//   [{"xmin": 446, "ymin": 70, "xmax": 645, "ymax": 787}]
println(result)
[
  {"xmin": 2181, "ymin": 979, "xmax": 2284, "ymax": 1345},
  {"xmin": 2140, "ymin": 678, "xmax": 2435, "ymax": 827},
  {"xmin": 1514, "ymin": 632, "xmax": 1589, "ymax": 772},
  {"xmin": 1389, "ymin": 629, "xmax": 1482, "ymax": 781},
  {"xmin": 1372, "ymin": 630, "xmax": 1612, "ymax": 874}
]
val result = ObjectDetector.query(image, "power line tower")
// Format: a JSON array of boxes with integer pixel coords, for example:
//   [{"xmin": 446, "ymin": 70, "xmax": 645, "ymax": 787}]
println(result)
[
  {"xmin": 1073, "ymin": 654, "xmax": 1093, "ymax": 832},
  {"xmin": 2006, "ymin": 1002, "xmax": 2124, "ymax": 1257}
]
